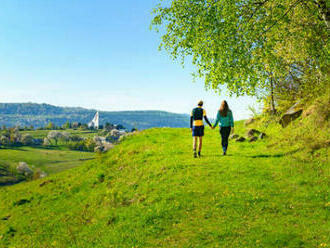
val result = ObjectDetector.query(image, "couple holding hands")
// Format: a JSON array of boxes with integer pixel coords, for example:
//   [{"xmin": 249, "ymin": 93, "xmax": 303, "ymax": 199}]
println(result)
[{"xmin": 190, "ymin": 100, "xmax": 234, "ymax": 158}]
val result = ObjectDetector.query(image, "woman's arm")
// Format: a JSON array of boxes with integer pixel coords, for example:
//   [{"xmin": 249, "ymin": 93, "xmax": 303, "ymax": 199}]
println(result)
[
  {"xmin": 213, "ymin": 111, "xmax": 220, "ymax": 128},
  {"xmin": 229, "ymin": 111, "xmax": 234, "ymax": 133},
  {"xmin": 230, "ymin": 111, "xmax": 234, "ymax": 127}
]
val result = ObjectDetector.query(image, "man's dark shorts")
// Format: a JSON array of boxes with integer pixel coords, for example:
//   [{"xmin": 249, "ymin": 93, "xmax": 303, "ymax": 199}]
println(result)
[{"xmin": 192, "ymin": 126, "xmax": 204, "ymax": 137}]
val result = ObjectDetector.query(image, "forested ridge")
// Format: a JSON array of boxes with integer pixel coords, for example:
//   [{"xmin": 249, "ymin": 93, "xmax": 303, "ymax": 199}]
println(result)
[{"xmin": 0, "ymin": 103, "xmax": 189, "ymax": 130}]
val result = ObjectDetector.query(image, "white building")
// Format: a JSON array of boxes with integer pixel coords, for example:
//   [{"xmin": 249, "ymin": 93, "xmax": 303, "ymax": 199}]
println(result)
[{"xmin": 88, "ymin": 112, "xmax": 99, "ymax": 129}]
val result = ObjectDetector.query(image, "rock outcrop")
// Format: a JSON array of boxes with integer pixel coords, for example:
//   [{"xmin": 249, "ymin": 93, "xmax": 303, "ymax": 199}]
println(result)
[
  {"xmin": 230, "ymin": 134, "xmax": 239, "ymax": 139},
  {"xmin": 279, "ymin": 103, "xmax": 303, "ymax": 128},
  {"xmin": 247, "ymin": 129, "xmax": 261, "ymax": 138},
  {"xmin": 259, "ymin": 133, "xmax": 266, "ymax": 139},
  {"xmin": 235, "ymin": 137, "xmax": 246, "ymax": 142}
]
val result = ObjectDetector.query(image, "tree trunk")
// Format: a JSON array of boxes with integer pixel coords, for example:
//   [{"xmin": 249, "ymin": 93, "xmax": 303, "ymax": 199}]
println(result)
[{"xmin": 270, "ymin": 77, "xmax": 277, "ymax": 114}]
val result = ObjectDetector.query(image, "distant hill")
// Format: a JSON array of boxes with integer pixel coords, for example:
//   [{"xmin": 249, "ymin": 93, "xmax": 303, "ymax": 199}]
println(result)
[{"xmin": 0, "ymin": 103, "xmax": 189, "ymax": 130}]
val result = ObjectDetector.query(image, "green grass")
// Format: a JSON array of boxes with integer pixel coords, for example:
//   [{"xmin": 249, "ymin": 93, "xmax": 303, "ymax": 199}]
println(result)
[
  {"xmin": 0, "ymin": 147, "xmax": 94, "ymax": 174},
  {"xmin": 0, "ymin": 125, "xmax": 329, "ymax": 247}
]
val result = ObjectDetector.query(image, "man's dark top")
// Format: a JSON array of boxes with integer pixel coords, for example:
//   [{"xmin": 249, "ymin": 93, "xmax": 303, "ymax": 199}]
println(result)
[{"xmin": 190, "ymin": 106, "xmax": 212, "ymax": 128}]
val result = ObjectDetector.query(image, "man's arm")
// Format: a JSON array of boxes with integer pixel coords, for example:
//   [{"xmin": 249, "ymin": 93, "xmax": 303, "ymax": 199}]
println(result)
[
  {"xmin": 203, "ymin": 109, "xmax": 212, "ymax": 128},
  {"xmin": 190, "ymin": 116, "xmax": 193, "ymax": 129},
  {"xmin": 204, "ymin": 116, "xmax": 212, "ymax": 128}
]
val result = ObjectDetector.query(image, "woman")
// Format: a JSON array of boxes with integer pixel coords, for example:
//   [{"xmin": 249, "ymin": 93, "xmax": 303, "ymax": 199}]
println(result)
[{"xmin": 213, "ymin": 101, "xmax": 234, "ymax": 155}]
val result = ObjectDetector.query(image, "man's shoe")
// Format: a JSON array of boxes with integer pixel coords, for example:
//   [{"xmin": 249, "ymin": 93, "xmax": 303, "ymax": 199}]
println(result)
[
  {"xmin": 194, "ymin": 151, "xmax": 197, "ymax": 158},
  {"xmin": 198, "ymin": 151, "xmax": 201, "ymax": 157},
  {"xmin": 223, "ymin": 151, "xmax": 226, "ymax": 156}
]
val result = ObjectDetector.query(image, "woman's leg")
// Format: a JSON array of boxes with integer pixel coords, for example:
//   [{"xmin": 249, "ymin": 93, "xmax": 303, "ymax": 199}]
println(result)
[
  {"xmin": 223, "ymin": 127, "xmax": 231, "ymax": 152},
  {"xmin": 220, "ymin": 127, "xmax": 231, "ymax": 154},
  {"xmin": 220, "ymin": 128, "xmax": 226, "ymax": 152}
]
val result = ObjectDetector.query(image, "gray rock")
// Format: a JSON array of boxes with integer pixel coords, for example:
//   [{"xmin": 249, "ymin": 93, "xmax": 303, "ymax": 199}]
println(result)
[
  {"xmin": 249, "ymin": 136, "xmax": 258, "ymax": 142},
  {"xmin": 230, "ymin": 134, "xmax": 239, "ymax": 139},
  {"xmin": 259, "ymin": 133, "xmax": 266, "ymax": 139},
  {"xmin": 235, "ymin": 137, "xmax": 246, "ymax": 142},
  {"xmin": 247, "ymin": 129, "xmax": 261, "ymax": 138},
  {"xmin": 279, "ymin": 103, "xmax": 303, "ymax": 128}
]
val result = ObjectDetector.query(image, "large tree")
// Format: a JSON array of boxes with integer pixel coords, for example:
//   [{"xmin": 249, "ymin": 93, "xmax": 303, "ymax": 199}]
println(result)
[{"xmin": 151, "ymin": 0, "xmax": 329, "ymax": 101}]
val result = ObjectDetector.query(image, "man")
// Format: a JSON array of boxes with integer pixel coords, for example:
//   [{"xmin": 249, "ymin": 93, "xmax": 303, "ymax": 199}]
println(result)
[{"xmin": 190, "ymin": 100, "xmax": 213, "ymax": 158}]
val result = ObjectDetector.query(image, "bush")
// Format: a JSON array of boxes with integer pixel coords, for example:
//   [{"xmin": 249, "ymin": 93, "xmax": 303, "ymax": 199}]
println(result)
[
  {"xmin": 20, "ymin": 134, "xmax": 35, "ymax": 146},
  {"xmin": 67, "ymin": 138, "xmax": 96, "ymax": 152},
  {"xmin": 67, "ymin": 140, "xmax": 85, "ymax": 151},
  {"xmin": 0, "ymin": 135, "xmax": 10, "ymax": 146}
]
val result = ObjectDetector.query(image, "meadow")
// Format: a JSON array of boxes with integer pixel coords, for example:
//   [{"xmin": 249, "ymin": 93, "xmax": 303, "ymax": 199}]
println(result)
[
  {"xmin": 0, "ymin": 146, "xmax": 94, "ymax": 175},
  {"xmin": 0, "ymin": 129, "xmax": 97, "ymax": 186},
  {"xmin": 0, "ymin": 119, "xmax": 328, "ymax": 247}
]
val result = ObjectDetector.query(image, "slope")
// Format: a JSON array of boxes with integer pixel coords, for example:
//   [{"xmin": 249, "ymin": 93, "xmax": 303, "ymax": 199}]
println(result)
[{"xmin": 0, "ymin": 123, "xmax": 329, "ymax": 247}]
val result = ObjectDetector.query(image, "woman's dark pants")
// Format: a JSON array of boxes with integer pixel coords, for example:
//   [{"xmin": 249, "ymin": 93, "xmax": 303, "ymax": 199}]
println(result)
[{"xmin": 220, "ymin": 127, "xmax": 231, "ymax": 152}]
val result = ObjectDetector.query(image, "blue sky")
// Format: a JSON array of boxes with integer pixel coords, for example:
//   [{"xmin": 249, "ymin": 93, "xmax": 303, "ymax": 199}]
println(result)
[{"xmin": 0, "ymin": 0, "xmax": 259, "ymax": 119}]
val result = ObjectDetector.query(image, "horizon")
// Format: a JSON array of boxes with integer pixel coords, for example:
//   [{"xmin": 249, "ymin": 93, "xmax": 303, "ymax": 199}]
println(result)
[
  {"xmin": 0, "ymin": 0, "xmax": 259, "ymax": 120},
  {"xmin": 0, "ymin": 101, "xmax": 192, "ymax": 115}
]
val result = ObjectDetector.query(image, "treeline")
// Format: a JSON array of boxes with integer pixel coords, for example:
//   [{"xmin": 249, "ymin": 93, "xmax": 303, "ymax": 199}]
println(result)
[
  {"xmin": 0, "ymin": 103, "xmax": 189, "ymax": 130},
  {"xmin": 0, "ymin": 121, "xmax": 125, "ymax": 132}
]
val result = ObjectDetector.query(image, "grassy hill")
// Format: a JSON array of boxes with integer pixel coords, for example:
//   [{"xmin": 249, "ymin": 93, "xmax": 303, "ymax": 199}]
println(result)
[
  {"xmin": 0, "ymin": 103, "xmax": 189, "ymax": 130},
  {"xmin": 0, "ymin": 120, "xmax": 328, "ymax": 247},
  {"xmin": 0, "ymin": 129, "xmax": 98, "ymax": 186},
  {"xmin": 0, "ymin": 147, "xmax": 94, "ymax": 175}
]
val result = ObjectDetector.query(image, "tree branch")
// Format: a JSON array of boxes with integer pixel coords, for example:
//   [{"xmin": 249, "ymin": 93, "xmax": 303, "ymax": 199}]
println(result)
[{"xmin": 260, "ymin": 0, "xmax": 303, "ymax": 37}]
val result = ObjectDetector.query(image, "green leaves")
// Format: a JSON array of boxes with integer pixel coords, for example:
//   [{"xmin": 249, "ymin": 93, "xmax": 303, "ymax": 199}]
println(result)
[{"xmin": 151, "ymin": 0, "xmax": 329, "ymax": 100}]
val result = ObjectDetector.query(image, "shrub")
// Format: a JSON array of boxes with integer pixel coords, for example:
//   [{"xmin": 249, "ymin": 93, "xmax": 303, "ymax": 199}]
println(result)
[
  {"xmin": 67, "ymin": 138, "xmax": 96, "ymax": 152},
  {"xmin": 20, "ymin": 134, "xmax": 35, "ymax": 146},
  {"xmin": 0, "ymin": 135, "xmax": 10, "ymax": 146}
]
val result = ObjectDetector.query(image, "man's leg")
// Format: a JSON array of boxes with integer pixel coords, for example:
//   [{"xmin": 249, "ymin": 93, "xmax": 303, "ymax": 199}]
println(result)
[
  {"xmin": 198, "ymin": 136, "xmax": 203, "ymax": 157},
  {"xmin": 193, "ymin": 136, "xmax": 197, "ymax": 157}
]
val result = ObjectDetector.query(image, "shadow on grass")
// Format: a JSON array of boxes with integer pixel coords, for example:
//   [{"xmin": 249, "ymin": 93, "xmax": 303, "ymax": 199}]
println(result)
[
  {"xmin": 47, "ymin": 158, "xmax": 95, "ymax": 164},
  {"xmin": 201, "ymin": 154, "xmax": 234, "ymax": 158},
  {"xmin": 247, "ymin": 149, "xmax": 301, "ymax": 158}
]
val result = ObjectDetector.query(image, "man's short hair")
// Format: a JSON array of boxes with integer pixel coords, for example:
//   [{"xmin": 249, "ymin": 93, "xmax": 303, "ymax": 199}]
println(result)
[{"xmin": 198, "ymin": 100, "xmax": 203, "ymax": 106}]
